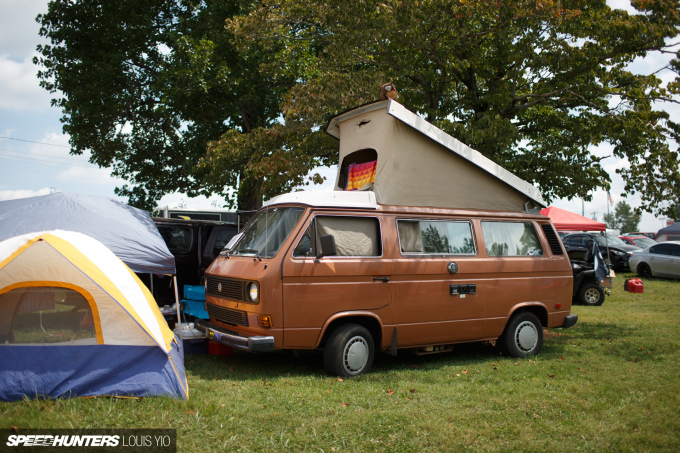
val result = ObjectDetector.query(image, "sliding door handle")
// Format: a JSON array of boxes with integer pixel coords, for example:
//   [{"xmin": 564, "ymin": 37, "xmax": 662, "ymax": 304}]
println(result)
[{"xmin": 373, "ymin": 276, "xmax": 390, "ymax": 282}]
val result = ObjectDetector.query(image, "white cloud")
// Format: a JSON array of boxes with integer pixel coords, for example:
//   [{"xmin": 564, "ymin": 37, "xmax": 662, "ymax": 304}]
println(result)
[
  {"xmin": 0, "ymin": 187, "xmax": 52, "ymax": 201},
  {"xmin": 0, "ymin": 53, "xmax": 53, "ymax": 112},
  {"xmin": 0, "ymin": 0, "xmax": 49, "ymax": 59},
  {"xmin": 54, "ymin": 165, "xmax": 125, "ymax": 187}
]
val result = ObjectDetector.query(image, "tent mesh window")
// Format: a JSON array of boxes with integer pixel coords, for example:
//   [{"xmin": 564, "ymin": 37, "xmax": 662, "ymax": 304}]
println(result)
[
  {"xmin": 338, "ymin": 149, "xmax": 377, "ymax": 190},
  {"xmin": 0, "ymin": 287, "xmax": 97, "ymax": 345}
]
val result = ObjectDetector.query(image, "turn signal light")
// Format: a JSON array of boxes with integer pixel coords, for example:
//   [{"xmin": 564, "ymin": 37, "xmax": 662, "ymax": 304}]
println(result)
[{"xmin": 257, "ymin": 315, "xmax": 272, "ymax": 328}]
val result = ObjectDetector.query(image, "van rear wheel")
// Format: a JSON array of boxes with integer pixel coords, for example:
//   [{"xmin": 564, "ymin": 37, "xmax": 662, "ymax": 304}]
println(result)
[
  {"xmin": 324, "ymin": 324, "xmax": 374, "ymax": 378},
  {"xmin": 499, "ymin": 312, "xmax": 543, "ymax": 358}
]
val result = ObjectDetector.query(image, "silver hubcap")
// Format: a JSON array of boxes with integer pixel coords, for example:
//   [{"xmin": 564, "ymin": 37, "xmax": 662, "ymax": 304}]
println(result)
[
  {"xmin": 343, "ymin": 336, "xmax": 369, "ymax": 374},
  {"xmin": 585, "ymin": 288, "xmax": 600, "ymax": 303},
  {"xmin": 515, "ymin": 321, "xmax": 538, "ymax": 353}
]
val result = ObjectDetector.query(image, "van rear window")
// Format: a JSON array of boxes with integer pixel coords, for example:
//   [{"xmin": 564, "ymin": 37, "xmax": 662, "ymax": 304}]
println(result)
[
  {"xmin": 481, "ymin": 221, "xmax": 544, "ymax": 257},
  {"xmin": 397, "ymin": 220, "xmax": 475, "ymax": 255}
]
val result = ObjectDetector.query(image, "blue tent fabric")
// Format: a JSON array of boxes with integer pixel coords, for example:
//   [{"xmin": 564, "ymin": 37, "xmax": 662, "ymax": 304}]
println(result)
[
  {"xmin": 0, "ymin": 193, "xmax": 175, "ymax": 275},
  {"xmin": 0, "ymin": 338, "xmax": 187, "ymax": 401}
]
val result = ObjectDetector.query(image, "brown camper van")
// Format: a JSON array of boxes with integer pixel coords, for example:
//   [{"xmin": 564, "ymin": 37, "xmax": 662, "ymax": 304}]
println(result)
[{"xmin": 196, "ymin": 100, "xmax": 577, "ymax": 377}]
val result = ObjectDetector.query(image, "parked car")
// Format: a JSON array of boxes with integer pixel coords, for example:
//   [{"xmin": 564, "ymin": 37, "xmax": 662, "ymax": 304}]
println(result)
[
  {"xmin": 625, "ymin": 232, "xmax": 657, "ymax": 240},
  {"xmin": 629, "ymin": 241, "xmax": 680, "ymax": 279},
  {"xmin": 139, "ymin": 218, "xmax": 238, "ymax": 305},
  {"xmin": 562, "ymin": 233, "xmax": 641, "ymax": 271},
  {"xmin": 619, "ymin": 236, "xmax": 657, "ymax": 248}
]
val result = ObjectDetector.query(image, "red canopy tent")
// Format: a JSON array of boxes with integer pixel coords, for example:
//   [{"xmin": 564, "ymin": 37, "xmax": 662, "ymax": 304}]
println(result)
[{"xmin": 540, "ymin": 206, "xmax": 606, "ymax": 232}]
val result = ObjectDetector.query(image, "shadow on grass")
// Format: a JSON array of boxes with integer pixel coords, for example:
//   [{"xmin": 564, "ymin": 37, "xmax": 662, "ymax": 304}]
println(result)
[
  {"xmin": 185, "ymin": 318, "xmax": 657, "ymax": 382},
  {"xmin": 186, "ymin": 341, "xmax": 523, "ymax": 382}
]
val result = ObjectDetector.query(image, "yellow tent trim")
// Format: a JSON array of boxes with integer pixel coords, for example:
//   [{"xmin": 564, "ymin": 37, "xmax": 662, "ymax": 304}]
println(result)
[
  {"xmin": 41, "ymin": 234, "xmax": 169, "ymax": 352},
  {"xmin": 125, "ymin": 266, "xmax": 175, "ymax": 350},
  {"xmin": 0, "ymin": 236, "xmax": 43, "ymax": 271}
]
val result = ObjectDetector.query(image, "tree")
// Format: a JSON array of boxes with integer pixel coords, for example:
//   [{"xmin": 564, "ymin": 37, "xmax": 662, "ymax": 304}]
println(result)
[
  {"xmin": 603, "ymin": 201, "xmax": 641, "ymax": 232},
  {"xmin": 204, "ymin": 0, "xmax": 680, "ymax": 218},
  {"xmin": 35, "ymin": 0, "xmax": 294, "ymax": 211}
]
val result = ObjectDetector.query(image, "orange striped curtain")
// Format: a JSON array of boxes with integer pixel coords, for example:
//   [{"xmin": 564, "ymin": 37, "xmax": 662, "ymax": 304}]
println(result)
[{"xmin": 345, "ymin": 160, "xmax": 377, "ymax": 191}]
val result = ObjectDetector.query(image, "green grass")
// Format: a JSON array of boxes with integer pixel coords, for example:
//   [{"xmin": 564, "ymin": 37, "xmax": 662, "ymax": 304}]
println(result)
[{"xmin": 2, "ymin": 273, "xmax": 680, "ymax": 452}]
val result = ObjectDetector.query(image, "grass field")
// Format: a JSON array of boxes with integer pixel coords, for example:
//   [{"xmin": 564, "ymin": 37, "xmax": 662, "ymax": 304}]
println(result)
[{"xmin": 2, "ymin": 273, "xmax": 680, "ymax": 452}]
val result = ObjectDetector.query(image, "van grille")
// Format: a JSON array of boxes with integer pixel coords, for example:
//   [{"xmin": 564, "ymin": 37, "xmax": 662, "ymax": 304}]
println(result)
[
  {"xmin": 206, "ymin": 303, "xmax": 249, "ymax": 327},
  {"xmin": 541, "ymin": 223, "xmax": 564, "ymax": 255},
  {"xmin": 205, "ymin": 275, "xmax": 245, "ymax": 301}
]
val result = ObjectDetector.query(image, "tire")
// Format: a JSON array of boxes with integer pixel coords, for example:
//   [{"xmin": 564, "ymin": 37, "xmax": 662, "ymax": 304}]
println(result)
[
  {"xmin": 637, "ymin": 262, "xmax": 652, "ymax": 278},
  {"xmin": 577, "ymin": 282, "xmax": 605, "ymax": 306},
  {"xmin": 323, "ymin": 323, "xmax": 375, "ymax": 378},
  {"xmin": 499, "ymin": 312, "xmax": 543, "ymax": 358}
]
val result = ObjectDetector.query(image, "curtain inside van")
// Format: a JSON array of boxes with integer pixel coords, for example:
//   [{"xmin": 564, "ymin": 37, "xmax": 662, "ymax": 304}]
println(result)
[{"xmin": 316, "ymin": 217, "xmax": 380, "ymax": 257}]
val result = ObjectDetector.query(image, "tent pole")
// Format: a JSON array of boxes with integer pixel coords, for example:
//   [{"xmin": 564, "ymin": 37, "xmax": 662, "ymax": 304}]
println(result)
[{"xmin": 173, "ymin": 275, "xmax": 182, "ymax": 343}]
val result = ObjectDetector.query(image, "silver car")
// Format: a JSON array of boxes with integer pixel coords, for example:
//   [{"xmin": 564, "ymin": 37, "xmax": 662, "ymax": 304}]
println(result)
[{"xmin": 629, "ymin": 241, "xmax": 680, "ymax": 279}]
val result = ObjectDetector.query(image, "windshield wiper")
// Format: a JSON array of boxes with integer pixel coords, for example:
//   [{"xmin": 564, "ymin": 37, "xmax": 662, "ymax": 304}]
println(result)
[{"xmin": 237, "ymin": 248, "xmax": 262, "ymax": 261}]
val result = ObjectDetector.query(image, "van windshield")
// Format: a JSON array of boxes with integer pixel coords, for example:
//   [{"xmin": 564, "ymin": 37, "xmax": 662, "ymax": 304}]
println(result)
[{"xmin": 230, "ymin": 207, "xmax": 305, "ymax": 258}]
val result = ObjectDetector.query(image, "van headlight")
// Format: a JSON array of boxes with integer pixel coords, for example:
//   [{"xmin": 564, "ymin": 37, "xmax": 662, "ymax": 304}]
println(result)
[{"xmin": 247, "ymin": 282, "xmax": 259, "ymax": 303}]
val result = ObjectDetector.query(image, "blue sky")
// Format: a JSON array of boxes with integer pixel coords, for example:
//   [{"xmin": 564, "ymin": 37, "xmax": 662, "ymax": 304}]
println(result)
[{"xmin": 0, "ymin": 0, "xmax": 676, "ymax": 232}]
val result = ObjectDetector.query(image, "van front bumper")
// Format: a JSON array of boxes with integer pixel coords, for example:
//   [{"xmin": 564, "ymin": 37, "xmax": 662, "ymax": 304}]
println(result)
[
  {"xmin": 562, "ymin": 314, "xmax": 578, "ymax": 329},
  {"xmin": 194, "ymin": 320, "xmax": 275, "ymax": 352}
]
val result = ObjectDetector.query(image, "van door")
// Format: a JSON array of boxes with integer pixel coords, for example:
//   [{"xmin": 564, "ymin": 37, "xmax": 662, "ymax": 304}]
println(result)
[
  {"xmin": 281, "ymin": 214, "xmax": 392, "ymax": 348},
  {"xmin": 391, "ymin": 217, "xmax": 487, "ymax": 345},
  {"xmin": 479, "ymin": 220, "xmax": 555, "ymax": 336}
]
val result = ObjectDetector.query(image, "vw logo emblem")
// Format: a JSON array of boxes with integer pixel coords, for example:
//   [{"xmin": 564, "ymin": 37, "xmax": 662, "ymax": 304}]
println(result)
[{"xmin": 217, "ymin": 283, "xmax": 222, "ymax": 292}]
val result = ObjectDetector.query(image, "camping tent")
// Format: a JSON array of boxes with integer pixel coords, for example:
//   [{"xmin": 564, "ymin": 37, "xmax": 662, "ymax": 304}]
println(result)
[
  {"xmin": 0, "ymin": 230, "xmax": 188, "ymax": 401},
  {"xmin": 325, "ymin": 100, "xmax": 546, "ymax": 212},
  {"xmin": 540, "ymin": 206, "xmax": 606, "ymax": 232},
  {"xmin": 655, "ymin": 222, "xmax": 680, "ymax": 242},
  {"xmin": 0, "ymin": 193, "xmax": 174, "ymax": 275}
]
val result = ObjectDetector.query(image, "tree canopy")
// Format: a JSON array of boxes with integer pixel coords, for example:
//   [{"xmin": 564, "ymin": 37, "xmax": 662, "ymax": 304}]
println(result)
[
  {"xmin": 204, "ymin": 0, "xmax": 680, "ymax": 217},
  {"xmin": 37, "ymin": 0, "xmax": 680, "ymax": 216},
  {"xmin": 36, "ymin": 0, "xmax": 293, "ymax": 211}
]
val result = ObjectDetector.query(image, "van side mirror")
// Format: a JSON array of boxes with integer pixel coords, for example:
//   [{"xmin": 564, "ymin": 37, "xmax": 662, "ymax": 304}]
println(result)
[
  {"xmin": 586, "ymin": 240, "xmax": 594, "ymax": 249},
  {"xmin": 316, "ymin": 235, "xmax": 337, "ymax": 261}
]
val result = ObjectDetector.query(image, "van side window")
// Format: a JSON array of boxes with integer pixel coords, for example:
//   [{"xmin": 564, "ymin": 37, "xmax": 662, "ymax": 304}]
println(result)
[
  {"xmin": 397, "ymin": 220, "xmax": 475, "ymax": 255},
  {"xmin": 482, "ymin": 221, "xmax": 544, "ymax": 257},
  {"xmin": 293, "ymin": 216, "xmax": 381, "ymax": 257}
]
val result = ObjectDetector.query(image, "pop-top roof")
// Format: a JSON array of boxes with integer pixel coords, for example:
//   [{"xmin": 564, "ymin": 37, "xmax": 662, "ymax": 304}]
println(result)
[{"xmin": 325, "ymin": 100, "xmax": 546, "ymax": 212}]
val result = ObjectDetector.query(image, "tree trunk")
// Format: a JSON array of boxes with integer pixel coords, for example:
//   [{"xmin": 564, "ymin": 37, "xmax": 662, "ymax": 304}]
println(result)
[{"xmin": 238, "ymin": 175, "xmax": 263, "ymax": 212}]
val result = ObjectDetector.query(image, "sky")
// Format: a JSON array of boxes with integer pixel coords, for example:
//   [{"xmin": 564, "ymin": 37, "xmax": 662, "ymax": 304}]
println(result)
[{"xmin": 0, "ymin": 0, "xmax": 676, "ymax": 232}]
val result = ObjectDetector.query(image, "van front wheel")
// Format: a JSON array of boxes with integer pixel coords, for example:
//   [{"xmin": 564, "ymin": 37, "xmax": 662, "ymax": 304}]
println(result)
[
  {"xmin": 499, "ymin": 312, "xmax": 543, "ymax": 358},
  {"xmin": 324, "ymin": 324, "xmax": 374, "ymax": 378}
]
